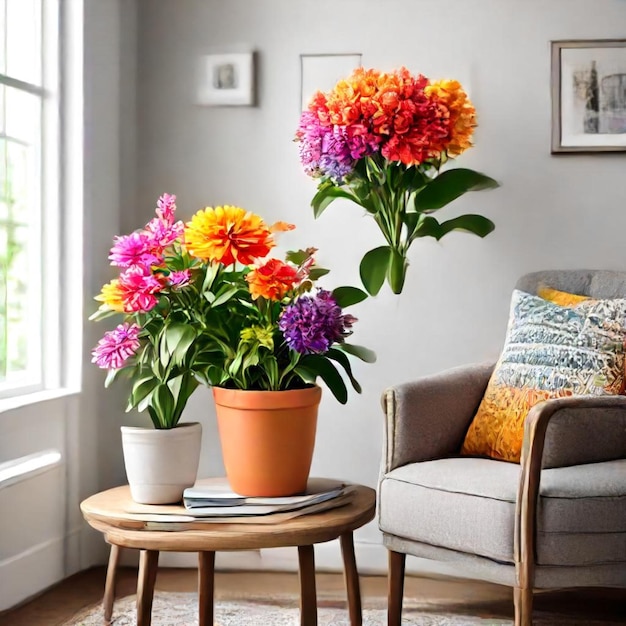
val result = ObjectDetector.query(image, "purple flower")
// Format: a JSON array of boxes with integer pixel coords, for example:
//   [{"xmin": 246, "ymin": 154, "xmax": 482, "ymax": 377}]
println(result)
[
  {"xmin": 109, "ymin": 232, "xmax": 161, "ymax": 269},
  {"xmin": 296, "ymin": 113, "xmax": 382, "ymax": 182},
  {"xmin": 91, "ymin": 323, "xmax": 141, "ymax": 369},
  {"xmin": 296, "ymin": 113, "xmax": 355, "ymax": 182},
  {"xmin": 278, "ymin": 289, "xmax": 357, "ymax": 355},
  {"xmin": 168, "ymin": 269, "xmax": 191, "ymax": 287}
]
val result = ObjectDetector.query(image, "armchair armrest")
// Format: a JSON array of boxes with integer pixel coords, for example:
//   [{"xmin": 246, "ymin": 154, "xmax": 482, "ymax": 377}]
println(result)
[
  {"xmin": 515, "ymin": 395, "xmax": 626, "ymax": 588},
  {"xmin": 381, "ymin": 361, "xmax": 495, "ymax": 473}
]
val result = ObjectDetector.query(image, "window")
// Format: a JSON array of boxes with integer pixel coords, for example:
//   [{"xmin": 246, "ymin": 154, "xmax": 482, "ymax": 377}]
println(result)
[{"xmin": 0, "ymin": 0, "xmax": 60, "ymax": 398}]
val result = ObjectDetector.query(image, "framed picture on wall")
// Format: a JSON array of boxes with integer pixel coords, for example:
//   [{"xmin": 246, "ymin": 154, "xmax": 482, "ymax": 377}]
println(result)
[
  {"xmin": 197, "ymin": 52, "xmax": 255, "ymax": 106},
  {"xmin": 551, "ymin": 39, "xmax": 626, "ymax": 153},
  {"xmin": 300, "ymin": 53, "xmax": 362, "ymax": 111}
]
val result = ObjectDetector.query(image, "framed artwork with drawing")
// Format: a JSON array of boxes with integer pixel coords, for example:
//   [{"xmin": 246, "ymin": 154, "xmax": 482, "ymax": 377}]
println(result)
[
  {"xmin": 197, "ymin": 52, "xmax": 255, "ymax": 106},
  {"xmin": 551, "ymin": 40, "xmax": 626, "ymax": 153}
]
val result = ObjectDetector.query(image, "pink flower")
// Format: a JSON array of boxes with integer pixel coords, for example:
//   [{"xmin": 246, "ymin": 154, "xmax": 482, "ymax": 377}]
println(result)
[
  {"xmin": 156, "ymin": 193, "xmax": 177, "ymax": 222},
  {"xmin": 118, "ymin": 265, "xmax": 162, "ymax": 313},
  {"xmin": 91, "ymin": 322, "xmax": 141, "ymax": 369},
  {"xmin": 145, "ymin": 193, "xmax": 184, "ymax": 252},
  {"xmin": 168, "ymin": 269, "xmax": 191, "ymax": 287},
  {"xmin": 145, "ymin": 217, "xmax": 184, "ymax": 251},
  {"xmin": 109, "ymin": 232, "xmax": 161, "ymax": 269}
]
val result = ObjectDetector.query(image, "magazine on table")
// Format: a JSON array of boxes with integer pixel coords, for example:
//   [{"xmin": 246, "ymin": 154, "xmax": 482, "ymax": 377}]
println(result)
[{"xmin": 182, "ymin": 476, "xmax": 350, "ymax": 513}]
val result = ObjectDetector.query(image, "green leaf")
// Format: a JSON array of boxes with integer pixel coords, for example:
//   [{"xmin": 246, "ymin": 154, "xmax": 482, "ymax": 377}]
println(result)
[
  {"xmin": 388, "ymin": 249, "xmax": 408, "ymax": 295},
  {"xmin": 152, "ymin": 383, "xmax": 175, "ymax": 428},
  {"xmin": 414, "ymin": 168, "xmax": 499, "ymax": 212},
  {"xmin": 128, "ymin": 376, "xmax": 158, "ymax": 410},
  {"xmin": 327, "ymin": 348, "xmax": 362, "ymax": 393},
  {"xmin": 331, "ymin": 286, "xmax": 368, "ymax": 308},
  {"xmin": 201, "ymin": 262, "xmax": 220, "ymax": 293},
  {"xmin": 359, "ymin": 246, "xmax": 391, "ymax": 296},
  {"xmin": 365, "ymin": 156, "xmax": 385, "ymax": 186},
  {"xmin": 301, "ymin": 355, "xmax": 348, "ymax": 404},
  {"xmin": 338, "ymin": 343, "xmax": 377, "ymax": 363},
  {"xmin": 412, "ymin": 215, "xmax": 442, "ymax": 239},
  {"xmin": 210, "ymin": 286, "xmax": 240, "ymax": 308},
  {"xmin": 159, "ymin": 333, "xmax": 170, "ymax": 370},
  {"xmin": 285, "ymin": 249, "xmax": 309, "ymax": 265},
  {"xmin": 399, "ymin": 165, "xmax": 429, "ymax": 192},
  {"xmin": 308, "ymin": 267, "xmax": 330, "ymax": 281},
  {"xmin": 437, "ymin": 214, "xmax": 496, "ymax": 239},
  {"xmin": 165, "ymin": 323, "xmax": 197, "ymax": 365},
  {"xmin": 311, "ymin": 183, "xmax": 358, "ymax": 218},
  {"xmin": 105, "ymin": 367, "xmax": 124, "ymax": 388}
]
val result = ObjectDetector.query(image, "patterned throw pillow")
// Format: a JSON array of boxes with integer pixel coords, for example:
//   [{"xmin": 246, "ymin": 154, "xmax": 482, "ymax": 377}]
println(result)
[
  {"xmin": 537, "ymin": 285, "xmax": 590, "ymax": 307},
  {"xmin": 461, "ymin": 289, "xmax": 626, "ymax": 463}
]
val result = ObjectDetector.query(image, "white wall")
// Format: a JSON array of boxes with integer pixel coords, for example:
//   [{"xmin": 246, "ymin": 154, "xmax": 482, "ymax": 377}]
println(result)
[{"xmin": 128, "ymin": 0, "xmax": 626, "ymax": 572}]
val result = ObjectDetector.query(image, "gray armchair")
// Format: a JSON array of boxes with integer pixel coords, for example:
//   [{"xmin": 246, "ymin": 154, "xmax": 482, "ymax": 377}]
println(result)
[{"xmin": 378, "ymin": 270, "xmax": 626, "ymax": 626}]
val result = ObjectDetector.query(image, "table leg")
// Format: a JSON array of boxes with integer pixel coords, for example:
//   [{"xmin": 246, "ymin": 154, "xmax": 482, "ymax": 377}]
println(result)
[
  {"xmin": 298, "ymin": 544, "xmax": 318, "ymax": 626},
  {"xmin": 340, "ymin": 532, "xmax": 362, "ymax": 626},
  {"xmin": 198, "ymin": 551, "xmax": 216, "ymax": 626},
  {"xmin": 103, "ymin": 544, "xmax": 121, "ymax": 623},
  {"xmin": 136, "ymin": 549, "xmax": 159, "ymax": 626}
]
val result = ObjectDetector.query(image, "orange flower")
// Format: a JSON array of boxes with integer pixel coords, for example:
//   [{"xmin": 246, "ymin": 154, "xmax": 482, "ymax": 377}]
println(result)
[
  {"xmin": 246, "ymin": 258, "xmax": 298, "ymax": 301},
  {"xmin": 95, "ymin": 279, "xmax": 125, "ymax": 312},
  {"xmin": 425, "ymin": 80, "xmax": 476, "ymax": 157},
  {"xmin": 270, "ymin": 221, "xmax": 295, "ymax": 233},
  {"xmin": 325, "ymin": 67, "xmax": 381, "ymax": 126},
  {"xmin": 184, "ymin": 206, "xmax": 274, "ymax": 266}
]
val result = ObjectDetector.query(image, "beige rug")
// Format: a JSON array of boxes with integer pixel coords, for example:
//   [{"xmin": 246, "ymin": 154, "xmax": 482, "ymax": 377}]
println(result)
[{"xmin": 65, "ymin": 592, "xmax": 622, "ymax": 625}]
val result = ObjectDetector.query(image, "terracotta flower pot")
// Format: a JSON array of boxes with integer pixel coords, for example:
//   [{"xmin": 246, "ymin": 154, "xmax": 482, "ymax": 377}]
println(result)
[{"xmin": 213, "ymin": 385, "xmax": 321, "ymax": 497}]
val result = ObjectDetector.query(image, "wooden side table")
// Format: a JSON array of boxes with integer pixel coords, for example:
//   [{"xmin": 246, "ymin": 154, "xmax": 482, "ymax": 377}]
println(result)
[{"xmin": 81, "ymin": 483, "xmax": 376, "ymax": 626}]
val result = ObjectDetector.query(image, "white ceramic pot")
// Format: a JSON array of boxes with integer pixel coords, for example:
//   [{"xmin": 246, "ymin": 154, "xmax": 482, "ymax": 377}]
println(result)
[{"xmin": 121, "ymin": 422, "xmax": 202, "ymax": 504}]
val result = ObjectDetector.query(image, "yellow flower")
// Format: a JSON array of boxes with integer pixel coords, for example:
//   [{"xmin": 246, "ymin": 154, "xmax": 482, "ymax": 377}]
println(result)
[
  {"xmin": 426, "ymin": 79, "xmax": 476, "ymax": 158},
  {"xmin": 240, "ymin": 326, "xmax": 274, "ymax": 351},
  {"xmin": 184, "ymin": 206, "xmax": 274, "ymax": 266},
  {"xmin": 95, "ymin": 279, "xmax": 125, "ymax": 312}
]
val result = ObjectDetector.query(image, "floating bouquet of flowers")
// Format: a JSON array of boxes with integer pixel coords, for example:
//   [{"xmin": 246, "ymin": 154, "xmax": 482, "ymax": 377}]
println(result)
[
  {"xmin": 296, "ymin": 66, "xmax": 500, "ymax": 294},
  {"xmin": 90, "ymin": 194, "xmax": 374, "ymax": 429}
]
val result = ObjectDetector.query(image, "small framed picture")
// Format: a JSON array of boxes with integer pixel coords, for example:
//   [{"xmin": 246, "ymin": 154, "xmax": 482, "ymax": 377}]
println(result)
[
  {"xmin": 197, "ymin": 52, "xmax": 255, "ymax": 106},
  {"xmin": 551, "ymin": 40, "xmax": 626, "ymax": 153}
]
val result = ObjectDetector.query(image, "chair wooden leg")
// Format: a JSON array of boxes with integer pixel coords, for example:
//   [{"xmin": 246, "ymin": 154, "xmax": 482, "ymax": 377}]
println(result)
[
  {"xmin": 387, "ymin": 550, "xmax": 405, "ymax": 626},
  {"xmin": 513, "ymin": 586, "xmax": 533, "ymax": 626},
  {"xmin": 298, "ymin": 544, "xmax": 318, "ymax": 626},
  {"xmin": 198, "ymin": 551, "xmax": 215, "ymax": 626},
  {"xmin": 340, "ymin": 531, "xmax": 362, "ymax": 625},
  {"xmin": 136, "ymin": 550, "xmax": 159, "ymax": 626},
  {"xmin": 103, "ymin": 544, "xmax": 121, "ymax": 623}
]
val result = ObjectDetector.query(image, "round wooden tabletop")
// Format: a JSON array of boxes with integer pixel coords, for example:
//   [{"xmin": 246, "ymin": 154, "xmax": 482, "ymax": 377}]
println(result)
[{"xmin": 81, "ymin": 484, "xmax": 376, "ymax": 552}]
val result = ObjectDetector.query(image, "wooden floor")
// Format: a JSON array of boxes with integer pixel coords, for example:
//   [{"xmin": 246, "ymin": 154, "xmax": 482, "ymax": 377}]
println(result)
[{"xmin": 0, "ymin": 567, "xmax": 624, "ymax": 625}]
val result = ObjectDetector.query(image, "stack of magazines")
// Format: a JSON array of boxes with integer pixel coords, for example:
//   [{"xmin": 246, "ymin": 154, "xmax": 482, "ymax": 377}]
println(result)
[
  {"xmin": 121, "ymin": 477, "xmax": 355, "ymax": 527},
  {"xmin": 181, "ymin": 477, "xmax": 352, "ymax": 519}
]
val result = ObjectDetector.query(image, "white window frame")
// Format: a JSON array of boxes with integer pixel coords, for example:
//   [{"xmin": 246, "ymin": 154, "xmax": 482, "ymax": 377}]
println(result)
[{"xmin": 0, "ymin": 0, "xmax": 82, "ymax": 404}]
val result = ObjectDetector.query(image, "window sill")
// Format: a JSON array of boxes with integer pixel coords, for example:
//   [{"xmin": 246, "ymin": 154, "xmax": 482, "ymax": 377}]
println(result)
[{"xmin": 0, "ymin": 386, "xmax": 80, "ymax": 415}]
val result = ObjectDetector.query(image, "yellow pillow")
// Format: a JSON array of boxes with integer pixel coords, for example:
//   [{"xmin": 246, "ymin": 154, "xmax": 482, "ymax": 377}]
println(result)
[
  {"xmin": 537, "ymin": 285, "xmax": 590, "ymax": 307},
  {"xmin": 461, "ymin": 290, "xmax": 626, "ymax": 463}
]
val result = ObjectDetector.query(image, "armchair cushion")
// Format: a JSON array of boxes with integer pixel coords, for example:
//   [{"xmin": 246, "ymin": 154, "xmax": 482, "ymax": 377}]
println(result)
[
  {"xmin": 379, "ymin": 458, "xmax": 626, "ymax": 567},
  {"xmin": 461, "ymin": 290, "xmax": 626, "ymax": 462}
]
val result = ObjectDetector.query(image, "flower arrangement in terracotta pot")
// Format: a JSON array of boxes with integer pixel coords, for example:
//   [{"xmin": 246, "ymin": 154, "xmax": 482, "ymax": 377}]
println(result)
[
  {"xmin": 91, "ymin": 194, "xmax": 374, "ymax": 499},
  {"xmin": 296, "ymin": 66, "xmax": 500, "ymax": 295}
]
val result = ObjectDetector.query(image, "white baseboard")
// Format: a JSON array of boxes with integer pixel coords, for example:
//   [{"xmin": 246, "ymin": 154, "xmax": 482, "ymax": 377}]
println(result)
[{"xmin": 0, "ymin": 535, "xmax": 66, "ymax": 611}]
